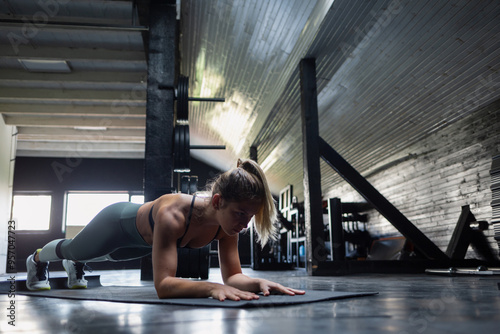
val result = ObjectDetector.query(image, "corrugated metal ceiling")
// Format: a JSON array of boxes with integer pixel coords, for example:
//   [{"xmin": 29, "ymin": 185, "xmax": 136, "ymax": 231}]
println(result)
[{"xmin": 181, "ymin": 0, "xmax": 500, "ymax": 199}]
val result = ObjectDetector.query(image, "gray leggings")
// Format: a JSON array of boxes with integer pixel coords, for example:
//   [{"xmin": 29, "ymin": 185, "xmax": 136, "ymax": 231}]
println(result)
[{"xmin": 38, "ymin": 202, "xmax": 152, "ymax": 263}]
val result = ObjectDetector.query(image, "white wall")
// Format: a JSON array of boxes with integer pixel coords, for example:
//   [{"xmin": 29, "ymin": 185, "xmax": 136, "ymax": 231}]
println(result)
[{"xmin": 0, "ymin": 117, "xmax": 16, "ymax": 274}]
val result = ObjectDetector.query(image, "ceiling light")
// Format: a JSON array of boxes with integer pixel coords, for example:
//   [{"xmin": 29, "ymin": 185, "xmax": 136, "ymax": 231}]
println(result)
[
  {"xmin": 19, "ymin": 59, "xmax": 71, "ymax": 73},
  {"xmin": 74, "ymin": 126, "xmax": 107, "ymax": 131}
]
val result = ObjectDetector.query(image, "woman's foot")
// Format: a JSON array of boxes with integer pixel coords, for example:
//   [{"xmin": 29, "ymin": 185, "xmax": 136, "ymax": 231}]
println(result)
[
  {"xmin": 62, "ymin": 260, "xmax": 88, "ymax": 289},
  {"xmin": 26, "ymin": 249, "xmax": 51, "ymax": 291}
]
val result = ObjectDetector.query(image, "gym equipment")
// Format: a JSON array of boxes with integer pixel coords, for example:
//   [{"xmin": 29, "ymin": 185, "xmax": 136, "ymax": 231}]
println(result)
[
  {"xmin": 173, "ymin": 124, "xmax": 225, "ymax": 172},
  {"xmin": 161, "ymin": 75, "xmax": 225, "ymax": 119},
  {"xmin": 367, "ymin": 237, "xmax": 408, "ymax": 261},
  {"xmin": 328, "ymin": 198, "xmax": 373, "ymax": 262},
  {"xmin": 176, "ymin": 245, "xmax": 210, "ymax": 279},
  {"xmin": 279, "ymin": 185, "xmax": 305, "ymax": 268},
  {"xmin": 425, "ymin": 266, "xmax": 500, "ymax": 276},
  {"xmin": 251, "ymin": 185, "xmax": 296, "ymax": 270},
  {"xmin": 160, "ymin": 75, "xmax": 226, "ymax": 172},
  {"xmin": 491, "ymin": 155, "xmax": 500, "ymax": 251},
  {"xmin": 250, "ymin": 226, "xmax": 294, "ymax": 270},
  {"xmin": 446, "ymin": 205, "xmax": 496, "ymax": 262},
  {"xmin": 172, "ymin": 75, "xmax": 226, "ymax": 121},
  {"xmin": 176, "ymin": 174, "xmax": 210, "ymax": 279},
  {"xmin": 180, "ymin": 175, "xmax": 198, "ymax": 195}
]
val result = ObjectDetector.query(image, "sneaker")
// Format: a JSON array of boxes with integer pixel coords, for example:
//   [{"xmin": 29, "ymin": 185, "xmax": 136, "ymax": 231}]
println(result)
[
  {"xmin": 62, "ymin": 260, "xmax": 88, "ymax": 289},
  {"xmin": 26, "ymin": 250, "xmax": 51, "ymax": 291}
]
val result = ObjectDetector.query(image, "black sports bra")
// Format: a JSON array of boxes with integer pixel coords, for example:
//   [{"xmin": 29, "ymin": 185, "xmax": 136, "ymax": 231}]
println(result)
[{"xmin": 148, "ymin": 194, "xmax": 221, "ymax": 248}]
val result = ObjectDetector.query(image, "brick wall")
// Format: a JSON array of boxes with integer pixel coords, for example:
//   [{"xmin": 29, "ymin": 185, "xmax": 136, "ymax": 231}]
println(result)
[{"xmin": 324, "ymin": 99, "xmax": 500, "ymax": 258}]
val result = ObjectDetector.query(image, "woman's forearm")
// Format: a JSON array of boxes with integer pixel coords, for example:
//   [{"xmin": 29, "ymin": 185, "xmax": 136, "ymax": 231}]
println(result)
[
  {"xmin": 225, "ymin": 274, "xmax": 305, "ymax": 297},
  {"xmin": 224, "ymin": 273, "xmax": 261, "ymax": 292},
  {"xmin": 156, "ymin": 275, "xmax": 262, "ymax": 301},
  {"xmin": 155, "ymin": 276, "xmax": 219, "ymax": 299}
]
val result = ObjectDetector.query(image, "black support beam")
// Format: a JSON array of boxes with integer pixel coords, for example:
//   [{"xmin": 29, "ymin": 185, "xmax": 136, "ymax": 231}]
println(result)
[
  {"xmin": 141, "ymin": 0, "xmax": 177, "ymax": 280},
  {"xmin": 318, "ymin": 137, "xmax": 448, "ymax": 261},
  {"xmin": 144, "ymin": 0, "xmax": 177, "ymax": 202},
  {"xmin": 446, "ymin": 205, "xmax": 477, "ymax": 259},
  {"xmin": 328, "ymin": 198, "xmax": 346, "ymax": 261},
  {"xmin": 300, "ymin": 58, "xmax": 328, "ymax": 275}
]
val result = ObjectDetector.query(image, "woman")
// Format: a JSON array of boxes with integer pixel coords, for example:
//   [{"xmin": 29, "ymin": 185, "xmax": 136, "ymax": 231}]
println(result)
[{"xmin": 26, "ymin": 159, "xmax": 305, "ymax": 301}]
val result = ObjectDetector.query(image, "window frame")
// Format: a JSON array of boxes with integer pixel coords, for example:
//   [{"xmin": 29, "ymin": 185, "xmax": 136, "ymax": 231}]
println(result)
[
  {"xmin": 63, "ymin": 191, "xmax": 145, "ymax": 229},
  {"xmin": 11, "ymin": 191, "xmax": 53, "ymax": 231}
]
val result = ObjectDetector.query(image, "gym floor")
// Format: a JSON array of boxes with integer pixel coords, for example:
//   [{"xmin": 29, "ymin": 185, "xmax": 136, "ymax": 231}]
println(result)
[{"xmin": 1, "ymin": 267, "xmax": 499, "ymax": 333}]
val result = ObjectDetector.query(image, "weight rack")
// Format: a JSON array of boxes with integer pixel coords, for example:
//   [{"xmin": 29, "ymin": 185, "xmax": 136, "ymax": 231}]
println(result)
[
  {"xmin": 160, "ymin": 75, "xmax": 226, "ymax": 173},
  {"xmin": 491, "ymin": 155, "xmax": 500, "ymax": 252}
]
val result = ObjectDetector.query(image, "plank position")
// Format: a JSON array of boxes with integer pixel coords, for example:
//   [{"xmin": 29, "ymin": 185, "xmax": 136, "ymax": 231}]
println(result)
[{"xmin": 26, "ymin": 159, "xmax": 305, "ymax": 301}]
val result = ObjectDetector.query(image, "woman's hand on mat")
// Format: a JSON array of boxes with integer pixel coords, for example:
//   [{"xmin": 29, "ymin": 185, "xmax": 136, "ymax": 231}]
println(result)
[
  {"xmin": 257, "ymin": 279, "xmax": 306, "ymax": 297},
  {"xmin": 210, "ymin": 284, "xmax": 260, "ymax": 302}
]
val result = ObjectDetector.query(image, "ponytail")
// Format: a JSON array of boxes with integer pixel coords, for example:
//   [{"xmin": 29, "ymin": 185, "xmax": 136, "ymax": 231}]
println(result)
[
  {"xmin": 237, "ymin": 159, "xmax": 277, "ymax": 246},
  {"xmin": 208, "ymin": 159, "xmax": 278, "ymax": 246}
]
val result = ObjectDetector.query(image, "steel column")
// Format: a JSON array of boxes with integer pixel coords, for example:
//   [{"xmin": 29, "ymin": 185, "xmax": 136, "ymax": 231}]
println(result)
[
  {"xmin": 141, "ymin": 0, "xmax": 177, "ymax": 280},
  {"xmin": 328, "ymin": 198, "xmax": 346, "ymax": 261},
  {"xmin": 300, "ymin": 58, "xmax": 328, "ymax": 275},
  {"xmin": 144, "ymin": 0, "xmax": 177, "ymax": 201}
]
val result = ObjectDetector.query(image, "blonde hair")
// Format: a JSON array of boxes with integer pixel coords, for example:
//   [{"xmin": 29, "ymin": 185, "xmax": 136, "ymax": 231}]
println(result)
[{"xmin": 207, "ymin": 159, "xmax": 277, "ymax": 246}]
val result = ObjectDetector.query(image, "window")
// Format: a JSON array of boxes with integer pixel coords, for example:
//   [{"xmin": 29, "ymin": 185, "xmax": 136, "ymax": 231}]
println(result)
[
  {"xmin": 130, "ymin": 194, "xmax": 145, "ymax": 204},
  {"xmin": 12, "ymin": 194, "xmax": 52, "ymax": 230},
  {"xmin": 65, "ymin": 192, "xmax": 130, "ymax": 227}
]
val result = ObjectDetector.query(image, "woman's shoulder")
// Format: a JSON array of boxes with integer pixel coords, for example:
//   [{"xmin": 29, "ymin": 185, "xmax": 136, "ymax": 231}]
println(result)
[
  {"xmin": 154, "ymin": 193, "xmax": 191, "ymax": 223},
  {"xmin": 148, "ymin": 194, "xmax": 190, "ymax": 245},
  {"xmin": 156, "ymin": 192, "xmax": 184, "ymax": 201}
]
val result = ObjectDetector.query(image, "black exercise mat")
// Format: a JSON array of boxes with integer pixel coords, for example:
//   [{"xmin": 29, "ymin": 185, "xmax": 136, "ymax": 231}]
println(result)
[{"xmin": 0, "ymin": 277, "xmax": 377, "ymax": 308}]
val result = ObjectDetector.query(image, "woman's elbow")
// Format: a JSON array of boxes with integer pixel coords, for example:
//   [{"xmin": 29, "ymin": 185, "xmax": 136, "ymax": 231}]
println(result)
[{"xmin": 154, "ymin": 277, "xmax": 176, "ymax": 299}]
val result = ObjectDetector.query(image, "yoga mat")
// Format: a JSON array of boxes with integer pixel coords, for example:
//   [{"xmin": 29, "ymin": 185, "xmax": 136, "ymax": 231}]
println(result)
[{"xmin": 1, "ymin": 276, "xmax": 377, "ymax": 308}]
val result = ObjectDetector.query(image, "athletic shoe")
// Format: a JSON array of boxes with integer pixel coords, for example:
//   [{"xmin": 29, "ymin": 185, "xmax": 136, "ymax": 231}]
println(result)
[
  {"xmin": 26, "ymin": 250, "xmax": 51, "ymax": 291},
  {"xmin": 62, "ymin": 260, "xmax": 88, "ymax": 289}
]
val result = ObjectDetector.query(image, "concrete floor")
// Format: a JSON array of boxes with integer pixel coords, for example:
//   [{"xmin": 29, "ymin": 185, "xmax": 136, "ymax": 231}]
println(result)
[{"xmin": 1, "ymin": 267, "xmax": 499, "ymax": 333}]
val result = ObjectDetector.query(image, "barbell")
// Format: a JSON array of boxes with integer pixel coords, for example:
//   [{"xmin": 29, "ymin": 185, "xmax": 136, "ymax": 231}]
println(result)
[
  {"xmin": 164, "ymin": 76, "xmax": 226, "ymax": 172},
  {"xmin": 173, "ymin": 124, "xmax": 226, "ymax": 172},
  {"xmin": 159, "ymin": 75, "xmax": 225, "ymax": 121}
]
